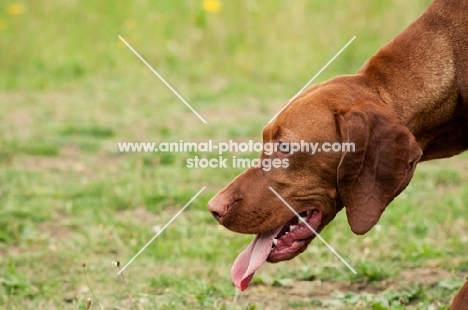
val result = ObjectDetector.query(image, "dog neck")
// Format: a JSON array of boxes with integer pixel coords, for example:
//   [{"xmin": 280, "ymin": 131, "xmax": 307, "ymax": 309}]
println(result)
[
  {"xmin": 358, "ymin": 69, "xmax": 467, "ymax": 162},
  {"xmin": 356, "ymin": 3, "xmax": 468, "ymax": 161}
]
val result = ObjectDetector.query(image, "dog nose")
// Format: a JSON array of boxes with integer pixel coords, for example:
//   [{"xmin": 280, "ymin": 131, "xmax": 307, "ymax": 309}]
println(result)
[{"xmin": 207, "ymin": 198, "xmax": 228, "ymax": 221}]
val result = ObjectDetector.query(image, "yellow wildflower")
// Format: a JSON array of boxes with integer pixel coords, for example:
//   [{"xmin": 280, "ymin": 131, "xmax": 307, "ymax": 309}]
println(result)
[
  {"xmin": 203, "ymin": 0, "xmax": 221, "ymax": 13},
  {"xmin": 7, "ymin": 3, "xmax": 24, "ymax": 15}
]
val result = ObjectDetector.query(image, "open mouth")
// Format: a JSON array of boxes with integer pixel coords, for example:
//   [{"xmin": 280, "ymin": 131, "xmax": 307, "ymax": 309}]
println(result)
[
  {"xmin": 231, "ymin": 209, "xmax": 322, "ymax": 291},
  {"xmin": 268, "ymin": 209, "xmax": 322, "ymax": 262}
]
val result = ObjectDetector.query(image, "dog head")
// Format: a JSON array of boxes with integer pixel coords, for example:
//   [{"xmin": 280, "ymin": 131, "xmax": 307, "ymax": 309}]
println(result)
[{"xmin": 208, "ymin": 76, "xmax": 422, "ymax": 290}]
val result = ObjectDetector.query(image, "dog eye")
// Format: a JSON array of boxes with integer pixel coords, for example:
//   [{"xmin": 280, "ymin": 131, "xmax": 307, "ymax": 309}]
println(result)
[{"xmin": 278, "ymin": 142, "xmax": 290, "ymax": 154}]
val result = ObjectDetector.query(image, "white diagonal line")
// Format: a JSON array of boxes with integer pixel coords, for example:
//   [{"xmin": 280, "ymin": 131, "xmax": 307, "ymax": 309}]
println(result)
[
  {"xmin": 269, "ymin": 187, "xmax": 356, "ymax": 274},
  {"xmin": 118, "ymin": 35, "xmax": 207, "ymax": 124},
  {"xmin": 268, "ymin": 36, "xmax": 356, "ymax": 123},
  {"xmin": 117, "ymin": 187, "xmax": 206, "ymax": 275}
]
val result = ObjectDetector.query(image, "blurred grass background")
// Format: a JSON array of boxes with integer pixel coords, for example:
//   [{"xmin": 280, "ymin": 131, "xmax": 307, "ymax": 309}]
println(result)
[{"xmin": 2, "ymin": 0, "xmax": 468, "ymax": 309}]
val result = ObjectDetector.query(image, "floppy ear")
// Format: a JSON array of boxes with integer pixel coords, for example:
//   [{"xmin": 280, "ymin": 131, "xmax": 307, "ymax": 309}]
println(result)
[{"xmin": 336, "ymin": 101, "xmax": 422, "ymax": 235}]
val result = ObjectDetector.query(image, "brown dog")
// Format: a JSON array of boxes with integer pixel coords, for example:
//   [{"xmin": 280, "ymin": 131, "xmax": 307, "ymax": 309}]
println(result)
[
  {"xmin": 208, "ymin": 0, "xmax": 468, "ymax": 307},
  {"xmin": 452, "ymin": 281, "xmax": 468, "ymax": 309}
]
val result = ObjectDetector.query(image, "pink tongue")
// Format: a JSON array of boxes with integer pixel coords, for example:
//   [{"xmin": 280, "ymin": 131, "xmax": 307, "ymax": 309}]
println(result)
[{"xmin": 231, "ymin": 227, "xmax": 282, "ymax": 291}]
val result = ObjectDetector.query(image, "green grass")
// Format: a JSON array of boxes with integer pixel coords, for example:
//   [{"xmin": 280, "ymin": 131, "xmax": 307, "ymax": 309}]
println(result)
[{"xmin": 2, "ymin": 0, "xmax": 468, "ymax": 309}]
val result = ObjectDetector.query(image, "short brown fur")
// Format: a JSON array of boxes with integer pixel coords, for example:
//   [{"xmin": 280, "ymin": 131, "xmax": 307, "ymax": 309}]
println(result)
[{"xmin": 208, "ymin": 0, "xmax": 468, "ymax": 307}]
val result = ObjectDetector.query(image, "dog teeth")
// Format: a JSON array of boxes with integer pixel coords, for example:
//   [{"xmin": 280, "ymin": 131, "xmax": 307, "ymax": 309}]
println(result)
[
  {"xmin": 285, "ymin": 232, "xmax": 289, "ymax": 235},
  {"xmin": 289, "ymin": 225, "xmax": 297, "ymax": 231},
  {"xmin": 272, "ymin": 239, "xmax": 278, "ymax": 246}
]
